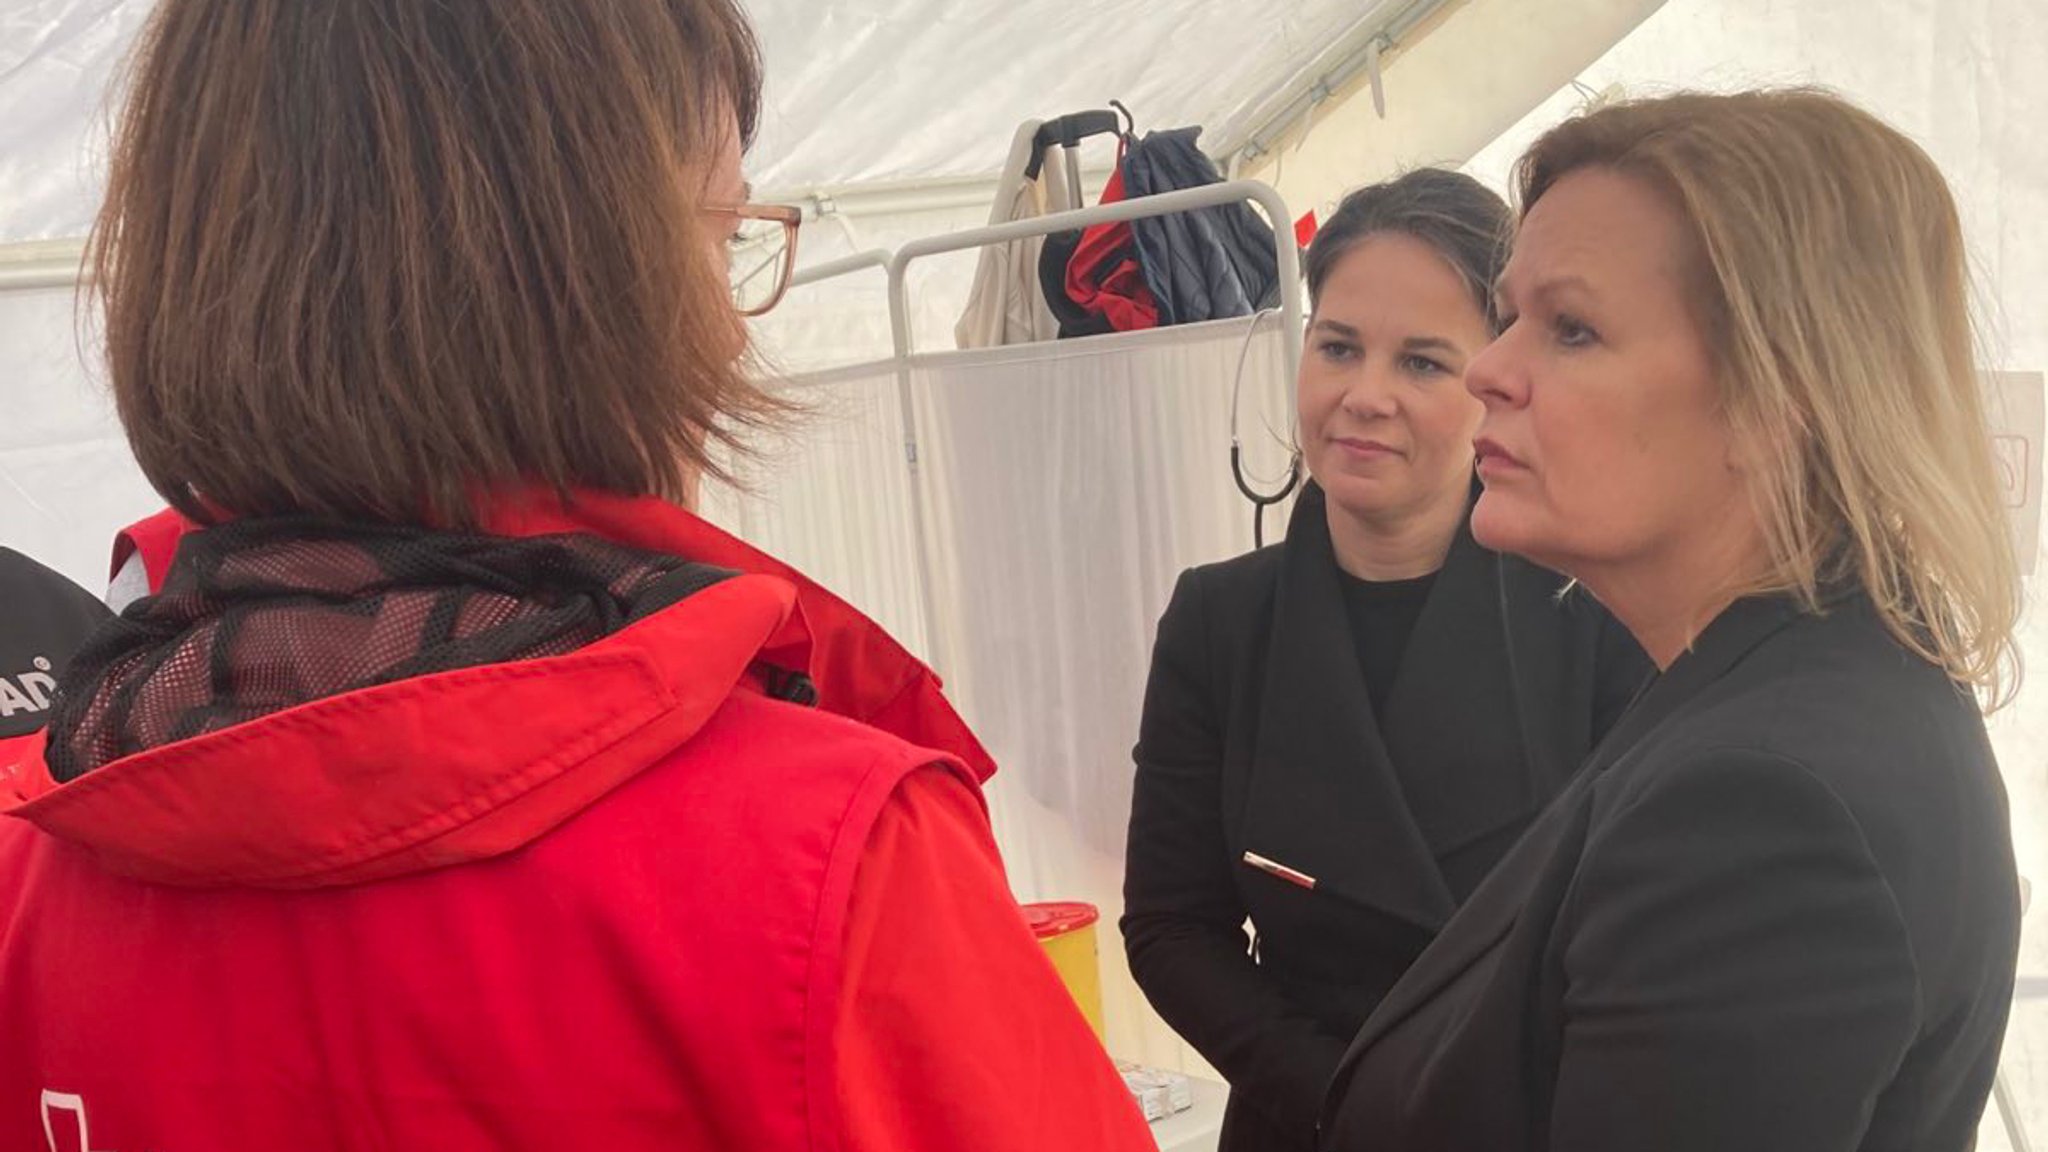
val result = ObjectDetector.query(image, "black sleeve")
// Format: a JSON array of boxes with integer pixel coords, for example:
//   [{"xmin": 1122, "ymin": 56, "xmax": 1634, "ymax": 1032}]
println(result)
[
  {"xmin": 1121, "ymin": 567, "xmax": 1348, "ymax": 1136},
  {"xmin": 1549, "ymin": 751, "xmax": 1921, "ymax": 1152}
]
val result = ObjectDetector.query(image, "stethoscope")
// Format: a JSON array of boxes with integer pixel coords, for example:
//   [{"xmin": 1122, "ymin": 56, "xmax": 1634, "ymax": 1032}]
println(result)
[{"xmin": 1229, "ymin": 308, "xmax": 1303, "ymax": 548}]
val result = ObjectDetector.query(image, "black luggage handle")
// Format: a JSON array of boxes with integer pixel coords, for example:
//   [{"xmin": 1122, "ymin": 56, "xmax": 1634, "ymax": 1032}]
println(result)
[{"xmin": 1024, "ymin": 109, "xmax": 1124, "ymax": 180}]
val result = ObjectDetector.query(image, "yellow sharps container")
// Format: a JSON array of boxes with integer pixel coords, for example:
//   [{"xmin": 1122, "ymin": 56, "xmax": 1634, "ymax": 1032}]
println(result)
[{"xmin": 1023, "ymin": 901, "xmax": 1105, "ymax": 1041}]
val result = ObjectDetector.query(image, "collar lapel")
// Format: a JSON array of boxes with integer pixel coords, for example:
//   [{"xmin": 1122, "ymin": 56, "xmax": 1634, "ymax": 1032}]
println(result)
[
  {"xmin": 1582, "ymin": 592, "xmax": 1808, "ymax": 776},
  {"xmin": 1330, "ymin": 591, "xmax": 1821, "ymax": 1090},
  {"xmin": 1329, "ymin": 765, "xmax": 1601, "ymax": 1080},
  {"xmin": 1376, "ymin": 520, "xmax": 1581, "ymax": 857},
  {"xmin": 1241, "ymin": 487, "xmax": 1456, "ymax": 932}
]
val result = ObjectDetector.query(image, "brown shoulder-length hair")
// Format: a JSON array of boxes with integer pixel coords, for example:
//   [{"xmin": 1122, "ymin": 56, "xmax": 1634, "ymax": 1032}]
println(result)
[
  {"xmin": 91, "ymin": 0, "xmax": 779, "ymax": 528},
  {"xmin": 1515, "ymin": 89, "xmax": 2022, "ymax": 705}
]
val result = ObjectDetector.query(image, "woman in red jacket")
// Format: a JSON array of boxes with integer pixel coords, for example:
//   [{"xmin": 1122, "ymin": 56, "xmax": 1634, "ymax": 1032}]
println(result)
[{"xmin": 0, "ymin": 3, "xmax": 1152, "ymax": 1151}]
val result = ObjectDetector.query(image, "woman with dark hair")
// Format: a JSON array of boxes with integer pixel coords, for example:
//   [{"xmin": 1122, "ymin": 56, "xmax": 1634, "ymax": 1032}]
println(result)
[
  {"xmin": 0, "ymin": 3, "xmax": 1153, "ymax": 1150},
  {"xmin": 1121, "ymin": 167, "xmax": 1648, "ymax": 1152}
]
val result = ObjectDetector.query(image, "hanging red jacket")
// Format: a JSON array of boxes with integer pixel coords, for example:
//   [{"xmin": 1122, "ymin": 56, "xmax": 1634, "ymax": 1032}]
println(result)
[
  {"xmin": 2, "ymin": 491, "xmax": 1151, "ymax": 1152},
  {"xmin": 1063, "ymin": 154, "xmax": 1160, "ymax": 333}
]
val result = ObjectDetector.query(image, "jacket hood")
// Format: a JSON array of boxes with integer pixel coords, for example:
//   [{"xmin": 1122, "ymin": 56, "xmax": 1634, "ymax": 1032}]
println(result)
[{"xmin": 5, "ymin": 490, "xmax": 991, "ymax": 887}]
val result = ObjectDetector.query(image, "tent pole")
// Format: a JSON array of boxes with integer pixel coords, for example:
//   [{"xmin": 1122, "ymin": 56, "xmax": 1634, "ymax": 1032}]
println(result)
[{"xmin": 0, "ymin": 240, "xmax": 88, "ymax": 293}]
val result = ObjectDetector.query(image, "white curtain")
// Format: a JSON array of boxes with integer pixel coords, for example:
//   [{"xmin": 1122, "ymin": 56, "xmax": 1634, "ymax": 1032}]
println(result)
[
  {"xmin": 908, "ymin": 316, "xmax": 1297, "ymax": 1070},
  {"xmin": 698, "ymin": 359, "xmax": 932, "ymax": 656}
]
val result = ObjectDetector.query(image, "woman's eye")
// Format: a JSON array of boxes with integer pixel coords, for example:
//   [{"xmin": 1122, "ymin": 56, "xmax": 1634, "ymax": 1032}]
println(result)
[
  {"xmin": 1400, "ymin": 354, "xmax": 1448, "ymax": 376},
  {"xmin": 1317, "ymin": 340, "xmax": 1359, "ymax": 362},
  {"xmin": 1555, "ymin": 314, "xmax": 1599, "ymax": 348}
]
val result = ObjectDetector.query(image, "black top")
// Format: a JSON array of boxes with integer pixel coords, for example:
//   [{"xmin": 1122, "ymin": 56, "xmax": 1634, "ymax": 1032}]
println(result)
[
  {"xmin": 1337, "ymin": 569, "xmax": 1435, "ymax": 718},
  {"xmin": 0, "ymin": 549, "xmax": 109, "ymax": 741},
  {"xmin": 1322, "ymin": 591, "xmax": 2017, "ymax": 1152},
  {"xmin": 1121, "ymin": 484, "xmax": 1650, "ymax": 1152}
]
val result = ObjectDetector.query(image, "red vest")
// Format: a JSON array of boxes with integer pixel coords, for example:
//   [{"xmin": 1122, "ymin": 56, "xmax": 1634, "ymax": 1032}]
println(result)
[
  {"xmin": 3, "ymin": 688, "xmax": 951, "ymax": 1148},
  {"xmin": 0, "ymin": 496, "xmax": 1001, "ymax": 1150}
]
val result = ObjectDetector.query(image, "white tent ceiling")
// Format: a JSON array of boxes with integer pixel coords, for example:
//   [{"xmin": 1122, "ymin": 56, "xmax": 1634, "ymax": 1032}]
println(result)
[
  {"xmin": 0, "ymin": 0, "xmax": 1458, "ymax": 245},
  {"xmin": 0, "ymin": 0, "xmax": 151, "ymax": 243},
  {"xmin": 745, "ymin": 0, "xmax": 1443, "ymax": 195}
]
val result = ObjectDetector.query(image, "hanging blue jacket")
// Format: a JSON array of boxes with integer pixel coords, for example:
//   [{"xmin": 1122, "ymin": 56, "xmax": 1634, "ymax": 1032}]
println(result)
[{"xmin": 1122, "ymin": 127, "xmax": 1282, "ymax": 326}]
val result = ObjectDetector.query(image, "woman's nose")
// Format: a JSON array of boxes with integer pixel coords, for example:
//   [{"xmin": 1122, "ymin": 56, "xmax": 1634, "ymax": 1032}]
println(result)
[
  {"xmin": 1465, "ymin": 331, "xmax": 1524, "ymax": 409},
  {"xmin": 1339, "ymin": 363, "xmax": 1402, "ymax": 419}
]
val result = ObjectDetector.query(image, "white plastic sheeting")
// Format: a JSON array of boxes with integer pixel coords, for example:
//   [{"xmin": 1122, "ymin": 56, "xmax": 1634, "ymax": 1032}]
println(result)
[
  {"xmin": 910, "ymin": 319, "xmax": 1295, "ymax": 826},
  {"xmin": 0, "ymin": 0, "xmax": 152, "ymax": 244},
  {"xmin": 0, "ymin": 0, "xmax": 1439, "ymax": 244},
  {"xmin": 1242, "ymin": 0, "xmax": 1666, "ymax": 221},
  {"xmin": 746, "ymin": 0, "xmax": 1433, "ymax": 195},
  {"xmin": 0, "ymin": 283, "xmax": 158, "ymax": 586}
]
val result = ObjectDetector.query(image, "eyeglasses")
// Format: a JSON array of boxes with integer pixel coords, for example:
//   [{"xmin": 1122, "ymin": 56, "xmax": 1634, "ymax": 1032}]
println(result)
[{"xmin": 704, "ymin": 202, "xmax": 802, "ymax": 317}]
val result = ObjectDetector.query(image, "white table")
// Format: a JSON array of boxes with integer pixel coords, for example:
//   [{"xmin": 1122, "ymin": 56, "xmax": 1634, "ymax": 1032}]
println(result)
[{"xmin": 1149, "ymin": 1076, "xmax": 1228, "ymax": 1152}]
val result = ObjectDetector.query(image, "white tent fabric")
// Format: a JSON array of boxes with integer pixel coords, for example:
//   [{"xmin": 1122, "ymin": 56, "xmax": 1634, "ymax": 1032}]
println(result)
[
  {"xmin": 0, "ymin": 0, "xmax": 154, "ymax": 244},
  {"xmin": 1241, "ymin": 0, "xmax": 1667, "ymax": 219},
  {"xmin": 911, "ymin": 320, "xmax": 1294, "ymax": 1070},
  {"xmin": 0, "ymin": 0, "xmax": 1450, "ymax": 245},
  {"xmin": 744, "ymin": 0, "xmax": 1436, "ymax": 195},
  {"xmin": 0, "ymin": 282, "xmax": 158, "ymax": 587},
  {"xmin": 698, "ymin": 360, "xmax": 934, "ymax": 656}
]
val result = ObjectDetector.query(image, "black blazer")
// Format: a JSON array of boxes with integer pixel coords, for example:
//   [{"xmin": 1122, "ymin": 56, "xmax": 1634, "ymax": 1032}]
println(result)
[
  {"xmin": 1121, "ymin": 486, "xmax": 1647, "ymax": 1151},
  {"xmin": 1320, "ymin": 590, "xmax": 2020, "ymax": 1152}
]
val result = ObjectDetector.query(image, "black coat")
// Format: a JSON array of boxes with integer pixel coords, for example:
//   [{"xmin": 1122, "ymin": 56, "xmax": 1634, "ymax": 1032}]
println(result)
[
  {"xmin": 1320, "ymin": 589, "xmax": 2019, "ymax": 1152},
  {"xmin": 0, "ymin": 548, "xmax": 108, "ymax": 743},
  {"xmin": 1121, "ymin": 486, "xmax": 1647, "ymax": 1152}
]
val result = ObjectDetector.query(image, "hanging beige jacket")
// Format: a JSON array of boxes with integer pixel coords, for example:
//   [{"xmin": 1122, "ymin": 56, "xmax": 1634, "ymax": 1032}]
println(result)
[{"xmin": 954, "ymin": 119, "xmax": 1081, "ymax": 349}]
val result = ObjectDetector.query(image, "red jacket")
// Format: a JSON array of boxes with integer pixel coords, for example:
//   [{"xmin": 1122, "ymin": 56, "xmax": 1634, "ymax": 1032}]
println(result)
[
  {"xmin": 1064, "ymin": 159, "xmax": 1159, "ymax": 333},
  {"xmin": 1, "ymin": 493, "xmax": 1152, "ymax": 1152},
  {"xmin": 109, "ymin": 507, "xmax": 185, "ymax": 598}
]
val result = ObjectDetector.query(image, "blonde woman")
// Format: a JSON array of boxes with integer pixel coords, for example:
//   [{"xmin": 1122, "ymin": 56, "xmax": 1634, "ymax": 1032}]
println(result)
[{"xmin": 1321, "ymin": 89, "xmax": 2023, "ymax": 1151}]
